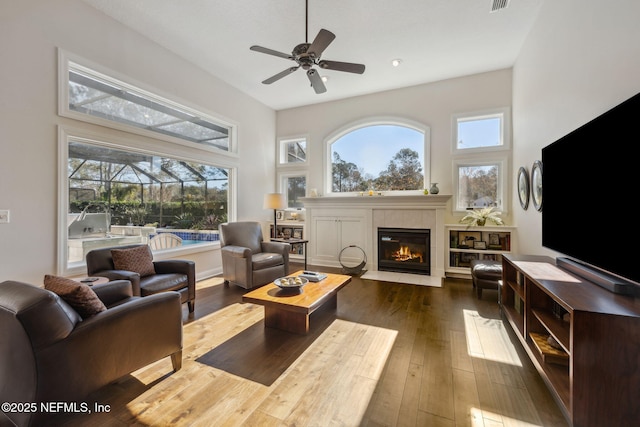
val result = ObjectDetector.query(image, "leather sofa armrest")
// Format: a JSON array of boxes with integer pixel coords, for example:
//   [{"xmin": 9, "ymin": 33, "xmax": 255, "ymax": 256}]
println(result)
[
  {"xmin": 41, "ymin": 292, "xmax": 183, "ymax": 402},
  {"xmin": 91, "ymin": 270, "xmax": 141, "ymax": 296},
  {"xmin": 92, "ymin": 280, "xmax": 133, "ymax": 307},
  {"xmin": 221, "ymin": 245, "xmax": 252, "ymax": 258},
  {"xmin": 154, "ymin": 260, "xmax": 195, "ymax": 275},
  {"xmin": 154, "ymin": 260, "xmax": 196, "ymax": 305},
  {"xmin": 262, "ymin": 241, "xmax": 291, "ymax": 255},
  {"xmin": 74, "ymin": 291, "xmax": 181, "ymax": 334}
]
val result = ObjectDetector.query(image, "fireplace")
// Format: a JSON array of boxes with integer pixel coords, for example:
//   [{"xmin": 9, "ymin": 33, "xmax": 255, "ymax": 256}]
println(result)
[{"xmin": 377, "ymin": 228, "xmax": 430, "ymax": 275}]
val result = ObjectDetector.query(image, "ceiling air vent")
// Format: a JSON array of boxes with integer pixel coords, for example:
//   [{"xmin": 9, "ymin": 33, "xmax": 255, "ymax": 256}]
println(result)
[{"xmin": 490, "ymin": 0, "xmax": 510, "ymax": 12}]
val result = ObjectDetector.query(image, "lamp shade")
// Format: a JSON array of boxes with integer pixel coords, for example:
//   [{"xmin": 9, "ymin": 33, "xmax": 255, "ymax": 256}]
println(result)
[{"xmin": 263, "ymin": 193, "xmax": 286, "ymax": 210}]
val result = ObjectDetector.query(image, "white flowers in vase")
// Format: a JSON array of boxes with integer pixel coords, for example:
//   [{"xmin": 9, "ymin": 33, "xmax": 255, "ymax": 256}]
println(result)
[{"xmin": 460, "ymin": 207, "xmax": 504, "ymax": 227}]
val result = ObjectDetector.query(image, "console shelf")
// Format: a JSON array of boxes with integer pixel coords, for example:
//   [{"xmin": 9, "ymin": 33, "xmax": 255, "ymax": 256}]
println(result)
[{"xmin": 501, "ymin": 254, "xmax": 640, "ymax": 427}]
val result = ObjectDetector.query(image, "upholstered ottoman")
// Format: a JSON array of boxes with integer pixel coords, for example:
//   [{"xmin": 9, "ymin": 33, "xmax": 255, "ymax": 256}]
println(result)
[{"xmin": 470, "ymin": 259, "xmax": 502, "ymax": 300}]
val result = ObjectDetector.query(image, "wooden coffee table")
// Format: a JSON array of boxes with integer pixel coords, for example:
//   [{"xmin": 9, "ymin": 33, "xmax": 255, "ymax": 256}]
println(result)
[{"xmin": 242, "ymin": 270, "xmax": 351, "ymax": 334}]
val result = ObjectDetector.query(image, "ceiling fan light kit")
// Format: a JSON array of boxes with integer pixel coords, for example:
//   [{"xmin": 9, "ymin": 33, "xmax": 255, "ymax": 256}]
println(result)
[{"xmin": 249, "ymin": 0, "xmax": 365, "ymax": 94}]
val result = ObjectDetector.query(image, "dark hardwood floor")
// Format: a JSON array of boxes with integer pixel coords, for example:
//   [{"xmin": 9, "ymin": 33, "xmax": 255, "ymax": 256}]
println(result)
[{"xmin": 47, "ymin": 264, "xmax": 568, "ymax": 426}]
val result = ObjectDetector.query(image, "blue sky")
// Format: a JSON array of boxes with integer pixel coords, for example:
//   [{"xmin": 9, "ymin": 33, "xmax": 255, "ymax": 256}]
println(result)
[
  {"xmin": 332, "ymin": 125, "xmax": 425, "ymax": 176},
  {"xmin": 331, "ymin": 118, "xmax": 500, "ymax": 176},
  {"xmin": 457, "ymin": 117, "xmax": 501, "ymax": 149}
]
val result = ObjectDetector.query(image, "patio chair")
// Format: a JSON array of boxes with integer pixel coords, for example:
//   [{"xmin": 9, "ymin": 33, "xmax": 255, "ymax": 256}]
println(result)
[{"xmin": 149, "ymin": 233, "xmax": 183, "ymax": 250}]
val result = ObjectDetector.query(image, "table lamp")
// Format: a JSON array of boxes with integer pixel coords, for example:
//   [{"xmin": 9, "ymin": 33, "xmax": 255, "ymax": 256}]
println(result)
[{"xmin": 263, "ymin": 193, "xmax": 286, "ymax": 238}]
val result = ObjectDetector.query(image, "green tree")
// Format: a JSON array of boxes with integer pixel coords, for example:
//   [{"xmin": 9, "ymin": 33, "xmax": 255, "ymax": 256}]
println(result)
[
  {"xmin": 374, "ymin": 148, "xmax": 423, "ymax": 191},
  {"xmin": 459, "ymin": 165, "xmax": 498, "ymax": 207},
  {"xmin": 332, "ymin": 152, "xmax": 368, "ymax": 192}
]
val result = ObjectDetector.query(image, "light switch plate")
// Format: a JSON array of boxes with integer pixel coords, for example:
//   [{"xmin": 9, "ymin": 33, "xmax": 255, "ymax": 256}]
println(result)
[{"xmin": 0, "ymin": 210, "xmax": 10, "ymax": 224}]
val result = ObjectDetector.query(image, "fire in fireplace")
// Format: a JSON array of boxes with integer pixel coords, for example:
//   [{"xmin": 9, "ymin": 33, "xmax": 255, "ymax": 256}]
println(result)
[
  {"xmin": 377, "ymin": 228, "xmax": 430, "ymax": 275},
  {"xmin": 391, "ymin": 245, "xmax": 423, "ymax": 263}
]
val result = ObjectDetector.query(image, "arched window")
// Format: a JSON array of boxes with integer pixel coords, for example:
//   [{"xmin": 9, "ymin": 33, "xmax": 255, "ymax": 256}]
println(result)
[{"xmin": 326, "ymin": 120, "xmax": 429, "ymax": 194}]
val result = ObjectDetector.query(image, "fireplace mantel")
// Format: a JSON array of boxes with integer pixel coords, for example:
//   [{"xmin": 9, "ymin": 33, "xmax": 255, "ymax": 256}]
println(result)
[
  {"xmin": 301, "ymin": 195, "xmax": 451, "ymax": 278},
  {"xmin": 300, "ymin": 194, "xmax": 451, "ymax": 209}
]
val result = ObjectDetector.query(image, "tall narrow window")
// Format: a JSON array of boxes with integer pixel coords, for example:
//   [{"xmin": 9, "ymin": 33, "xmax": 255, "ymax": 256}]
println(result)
[
  {"xmin": 283, "ymin": 176, "xmax": 306, "ymax": 208},
  {"xmin": 451, "ymin": 108, "xmax": 510, "ymax": 213}
]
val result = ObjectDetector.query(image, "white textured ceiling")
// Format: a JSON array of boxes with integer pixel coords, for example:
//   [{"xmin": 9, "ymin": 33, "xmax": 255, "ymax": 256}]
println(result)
[{"xmin": 82, "ymin": 0, "xmax": 542, "ymax": 110}]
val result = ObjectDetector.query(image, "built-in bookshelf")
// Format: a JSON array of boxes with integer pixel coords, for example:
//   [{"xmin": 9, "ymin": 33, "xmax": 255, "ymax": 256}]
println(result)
[
  {"xmin": 269, "ymin": 221, "xmax": 306, "ymax": 259},
  {"xmin": 445, "ymin": 225, "xmax": 516, "ymax": 278}
]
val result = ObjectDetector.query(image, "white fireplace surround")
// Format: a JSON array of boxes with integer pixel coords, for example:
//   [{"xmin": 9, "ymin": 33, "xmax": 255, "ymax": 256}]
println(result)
[{"xmin": 301, "ymin": 195, "xmax": 451, "ymax": 278}]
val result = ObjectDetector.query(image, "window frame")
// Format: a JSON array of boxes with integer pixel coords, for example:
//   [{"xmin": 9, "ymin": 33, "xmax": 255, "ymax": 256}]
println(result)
[
  {"xmin": 278, "ymin": 171, "xmax": 309, "ymax": 209},
  {"xmin": 452, "ymin": 155, "xmax": 508, "ymax": 213},
  {"xmin": 451, "ymin": 108, "xmax": 511, "ymax": 215},
  {"xmin": 58, "ymin": 49, "xmax": 239, "ymax": 157},
  {"xmin": 324, "ymin": 118, "xmax": 431, "ymax": 196},
  {"xmin": 276, "ymin": 135, "xmax": 309, "ymax": 208},
  {"xmin": 451, "ymin": 108, "xmax": 511, "ymax": 154},
  {"xmin": 58, "ymin": 125, "xmax": 238, "ymax": 277},
  {"xmin": 277, "ymin": 136, "xmax": 308, "ymax": 166}
]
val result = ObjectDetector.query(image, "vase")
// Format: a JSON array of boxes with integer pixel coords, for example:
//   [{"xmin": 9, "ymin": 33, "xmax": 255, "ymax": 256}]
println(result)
[{"xmin": 429, "ymin": 183, "xmax": 439, "ymax": 194}]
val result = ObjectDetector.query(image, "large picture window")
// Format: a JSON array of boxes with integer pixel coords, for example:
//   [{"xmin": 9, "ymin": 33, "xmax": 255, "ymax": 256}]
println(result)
[
  {"xmin": 64, "ymin": 137, "xmax": 230, "ymax": 268},
  {"xmin": 58, "ymin": 53, "xmax": 237, "ymax": 275},
  {"xmin": 326, "ymin": 122, "xmax": 429, "ymax": 194}
]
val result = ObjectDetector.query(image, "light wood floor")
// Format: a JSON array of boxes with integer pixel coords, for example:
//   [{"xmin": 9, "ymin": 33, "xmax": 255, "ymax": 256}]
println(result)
[{"xmin": 49, "ymin": 265, "xmax": 568, "ymax": 427}]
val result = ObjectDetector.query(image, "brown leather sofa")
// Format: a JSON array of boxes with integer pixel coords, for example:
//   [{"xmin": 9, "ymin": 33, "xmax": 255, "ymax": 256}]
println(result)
[
  {"xmin": 0, "ymin": 279, "xmax": 182, "ymax": 427},
  {"xmin": 86, "ymin": 244, "xmax": 196, "ymax": 313},
  {"xmin": 219, "ymin": 221, "xmax": 290, "ymax": 289}
]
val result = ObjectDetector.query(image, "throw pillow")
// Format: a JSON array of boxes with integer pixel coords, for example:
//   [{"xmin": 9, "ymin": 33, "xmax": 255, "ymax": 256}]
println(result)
[
  {"xmin": 111, "ymin": 245, "xmax": 156, "ymax": 277},
  {"xmin": 44, "ymin": 275, "xmax": 107, "ymax": 319}
]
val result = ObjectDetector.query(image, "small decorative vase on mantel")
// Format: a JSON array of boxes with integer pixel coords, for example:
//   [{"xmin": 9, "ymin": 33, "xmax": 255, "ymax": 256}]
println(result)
[{"xmin": 429, "ymin": 183, "xmax": 439, "ymax": 194}]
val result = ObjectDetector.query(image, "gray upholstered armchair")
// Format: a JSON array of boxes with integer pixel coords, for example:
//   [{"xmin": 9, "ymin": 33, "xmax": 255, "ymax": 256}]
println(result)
[
  {"xmin": 0, "ymin": 279, "xmax": 182, "ymax": 427},
  {"xmin": 219, "ymin": 221, "xmax": 290, "ymax": 289}
]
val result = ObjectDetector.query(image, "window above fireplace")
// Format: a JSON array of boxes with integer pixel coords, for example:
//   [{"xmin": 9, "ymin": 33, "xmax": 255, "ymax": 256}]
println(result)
[{"xmin": 324, "ymin": 119, "xmax": 431, "ymax": 196}]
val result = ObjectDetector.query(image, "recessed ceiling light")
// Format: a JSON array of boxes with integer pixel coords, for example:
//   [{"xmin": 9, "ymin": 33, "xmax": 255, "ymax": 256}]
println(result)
[
  {"xmin": 321, "ymin": 75, "xmax": 328, "ymax": 83},
  {"xmin": 391, "ymin": 59, "xmax": 402, "ymax": 67}
]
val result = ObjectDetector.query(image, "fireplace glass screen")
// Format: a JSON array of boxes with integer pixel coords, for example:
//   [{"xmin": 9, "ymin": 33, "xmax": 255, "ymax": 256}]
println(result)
[{"xmin": 378, "ymin": 228, "xmax": 430, "ymax": 275}]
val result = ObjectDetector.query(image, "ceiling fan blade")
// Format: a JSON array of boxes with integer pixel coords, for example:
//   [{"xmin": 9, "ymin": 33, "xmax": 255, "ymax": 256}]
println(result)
[
  {"xmin": 307, "ymin": 69, "xmax": 326, "ymax": 94},
  {"xmin": 262, "ymin": 67, "xmax": 299, "ymax": 85},
  {"xmin": 319, "ymin": 60, "xmax": 365, "ymax": 74},
  {"xmin": 250, "ymin": 45, "xmax": 293, "ymax": 60},
  {"xmin": 307, "ymin": 29, "xmax": 336, "ymax": 58}
]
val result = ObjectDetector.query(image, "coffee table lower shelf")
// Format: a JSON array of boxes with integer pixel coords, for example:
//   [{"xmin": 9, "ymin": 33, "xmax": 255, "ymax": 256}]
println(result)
[{"xmin": 242, "ymin": 271, "xmax": 351, "ymax": 334}]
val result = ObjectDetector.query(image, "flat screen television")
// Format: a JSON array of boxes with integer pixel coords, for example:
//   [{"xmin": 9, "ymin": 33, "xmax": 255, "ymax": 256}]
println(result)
[{"xmin": 542, "ymin": 91, "xmax": 640, "ymax": 289}]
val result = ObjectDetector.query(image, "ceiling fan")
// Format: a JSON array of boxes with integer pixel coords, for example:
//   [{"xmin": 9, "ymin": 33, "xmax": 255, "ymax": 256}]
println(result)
[{"xmin": 250, "ymin": 0, "xmax": 365, "ymax": 94}]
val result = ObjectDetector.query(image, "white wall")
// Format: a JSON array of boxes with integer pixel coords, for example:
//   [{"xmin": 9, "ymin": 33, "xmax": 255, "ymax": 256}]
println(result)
[
  {"xmin": 512, "ymin": 0, "xmax": 640, "ymax": 256},
  {"xmin": 0, "ymin": 0, "xmax": 276, "ymax": 284},
  {"xmin": 4, "ymin": 0, "xmax": 636, "ymax": 284},
  {"xmin": 276, "ymin": 69, "xmax": 513, "ymax": 225}
]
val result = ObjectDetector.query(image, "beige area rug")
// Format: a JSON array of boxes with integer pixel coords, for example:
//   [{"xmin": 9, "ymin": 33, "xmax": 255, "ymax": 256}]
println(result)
[{"xmin": 361, "ymin": 271, "xmax": 442, "ymax": 287}]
